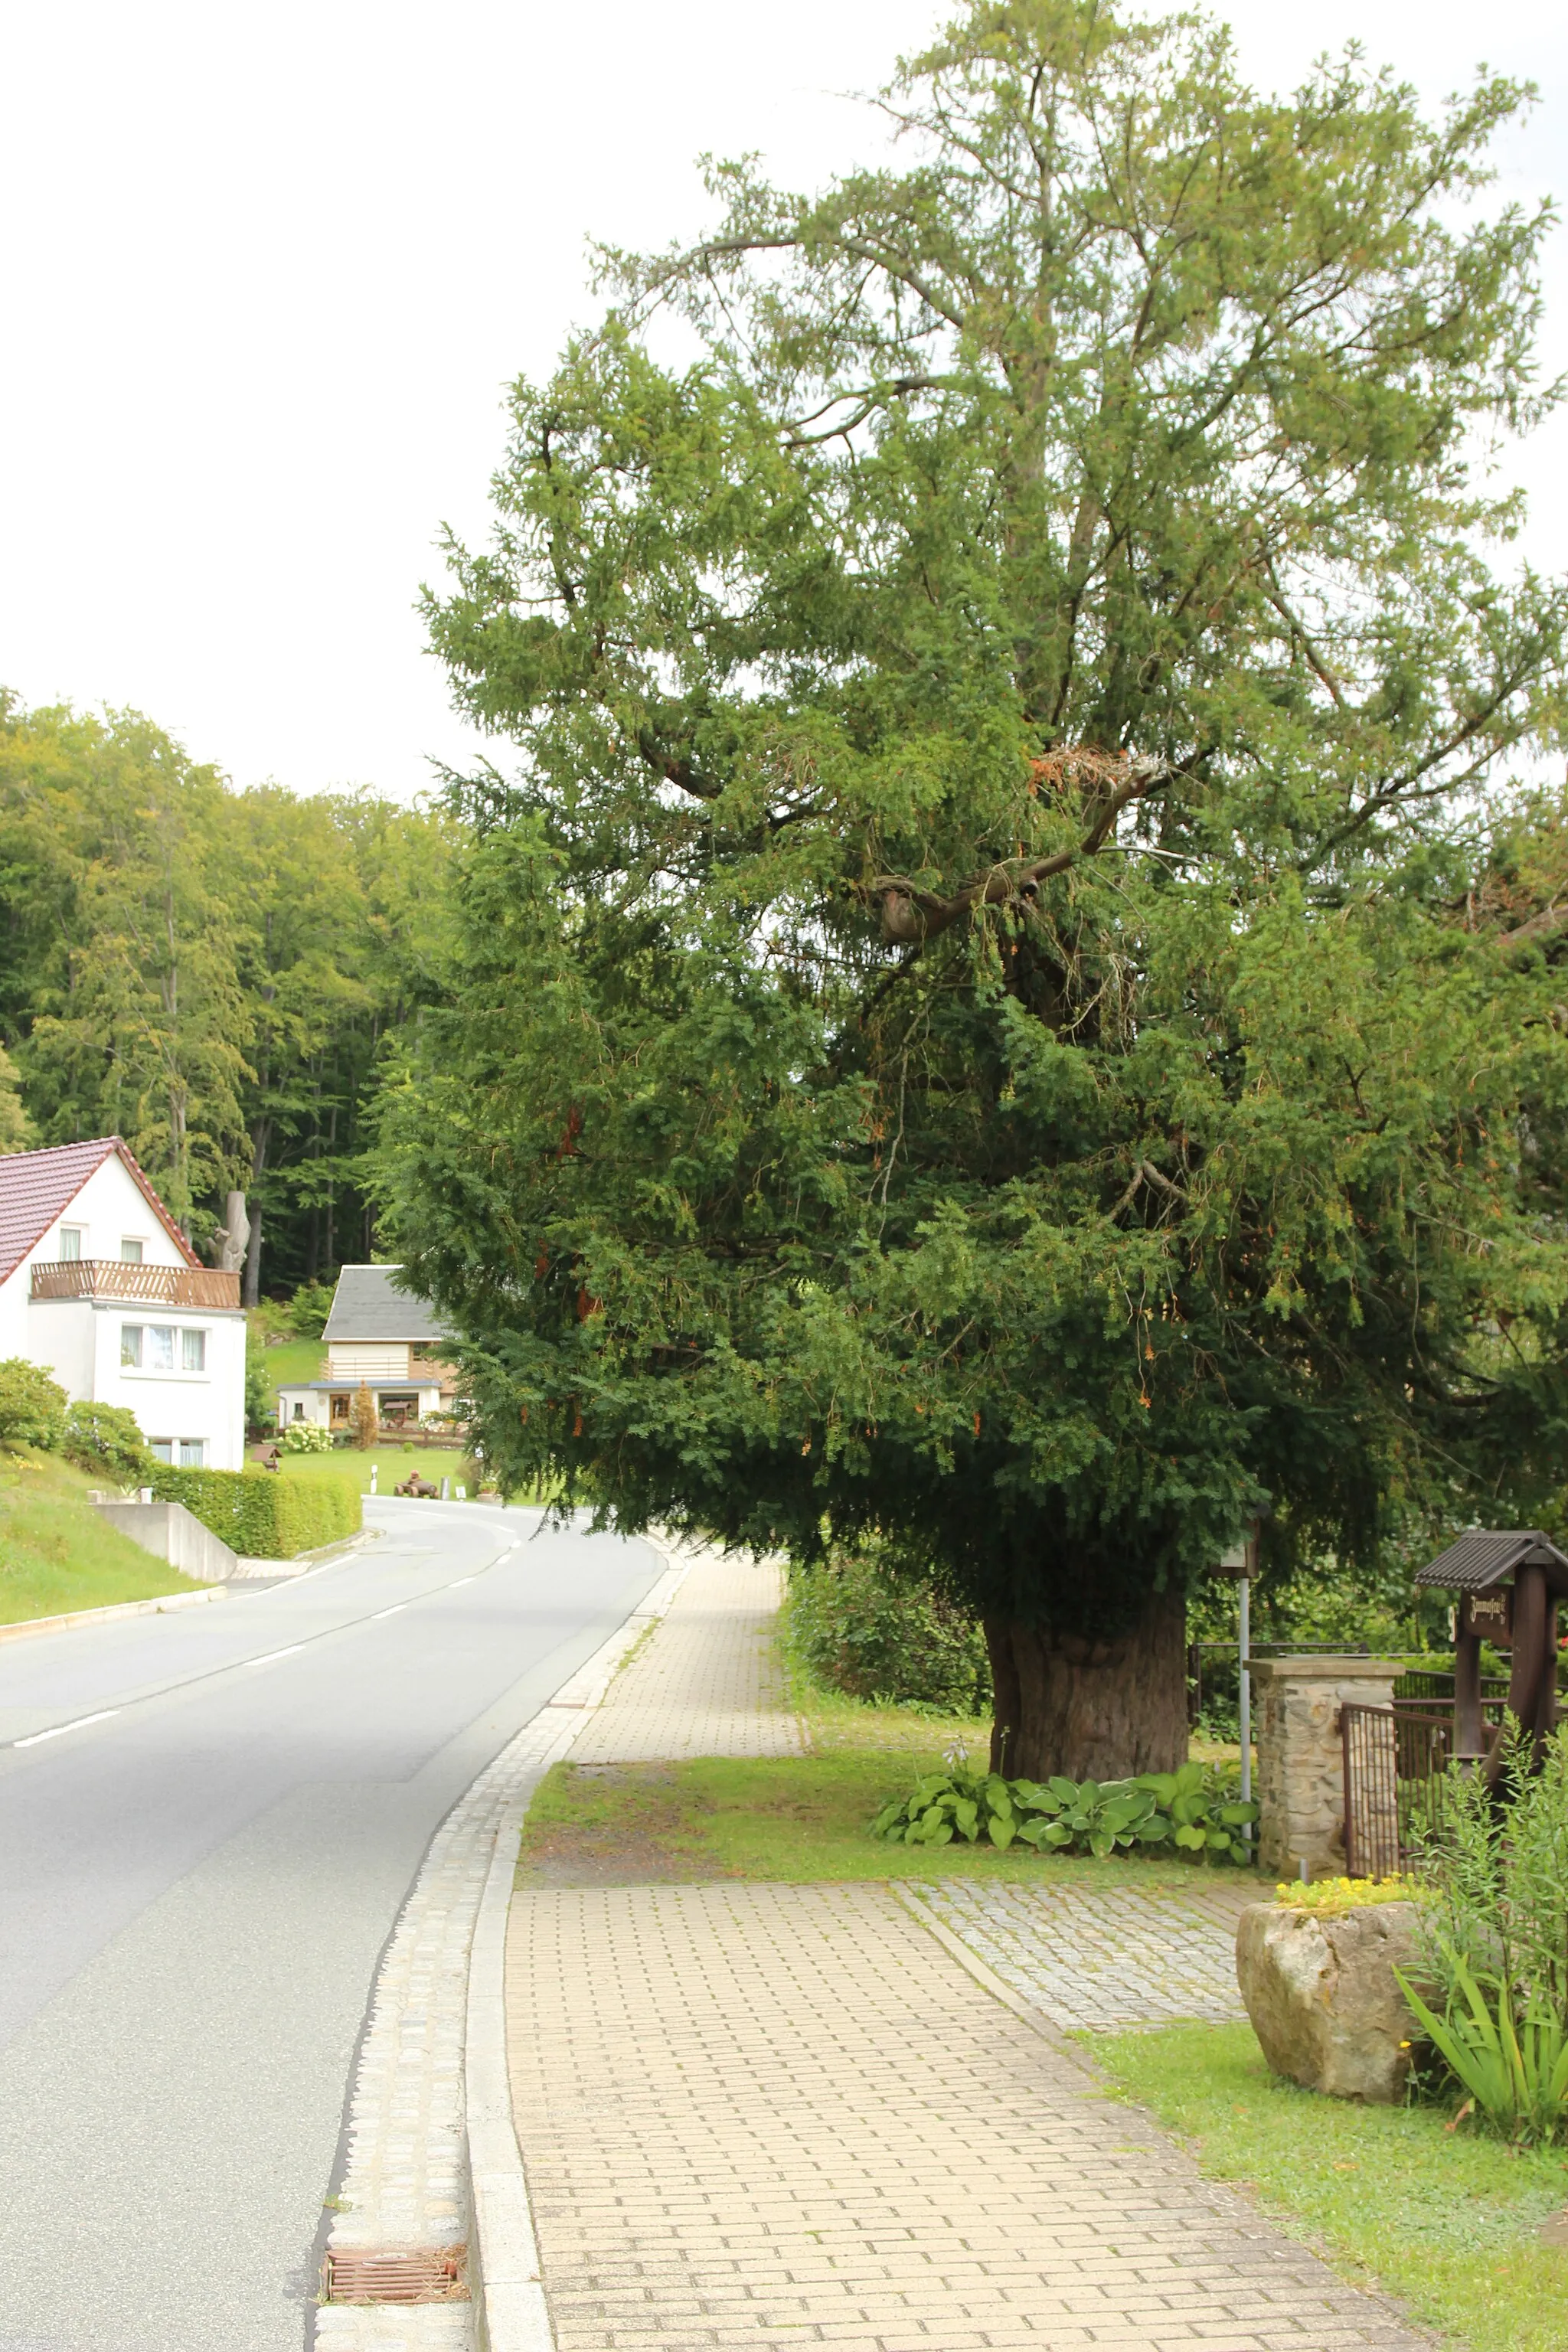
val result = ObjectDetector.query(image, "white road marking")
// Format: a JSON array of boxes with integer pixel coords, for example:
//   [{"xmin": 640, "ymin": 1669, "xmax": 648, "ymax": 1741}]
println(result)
[
  {"xmin": 15, "ymin": 1709, "xmax": 122, "ymax": 1748},
  {"xmin": 243, "ymin": 1645, "xmax": 307, "ymax": 1668},
  {"xmin": 448, "ymin": 1576, "xmax": 476, "ymax": 1588},
  {"xmin": 371, "ymin": 1605, "xmax": 408, "ymax": 1619}
]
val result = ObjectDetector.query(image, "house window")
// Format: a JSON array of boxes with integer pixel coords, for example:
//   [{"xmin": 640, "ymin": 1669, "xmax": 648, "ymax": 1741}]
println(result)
[
  {"xmin": 292, "ymin": 1401, "xmax": 305, "ymax": 1422},
  {"xmin": 181, "ymin": 1328, "xmax": 207, "ymax": 1372},
  {"xmin": 120, "ymin": 1237, "xmax": 144, "ymax": 1263},
  {"xmin": 329, "ymin": 1393, "xmax": 350, "ymax": 1424},
  {"xmin": 58, "ymin": 1227, "xmax": 83, "ymax": 1260},
  {"xmin": 122, "ymin": 1325, "xmax": 175, "ymax": 1370},
  {"xmin": 178, "ymin": 1439, "xmax": 204, "ymax": 1467},
  {"xmin": 149, "ymin": 1438, "xmax": 173, "ymax": 1464}
]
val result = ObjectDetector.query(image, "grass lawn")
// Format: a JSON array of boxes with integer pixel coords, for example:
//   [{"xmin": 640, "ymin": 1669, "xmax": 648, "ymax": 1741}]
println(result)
[
  {"xmin": 1093, "ymin": 2020, "xmax": 1568, "ymax": 2352},
  {"xmin": 518, "ymin": 1682, "xmax": 1268, "ymax": 1895},
  {"xmin": 274, "ymin": 1446, "xmax": 471, "ymax": 1496},
  {"xmin": 0, "ymin": 1443, "xmax": 203, "ymax": 1625}
]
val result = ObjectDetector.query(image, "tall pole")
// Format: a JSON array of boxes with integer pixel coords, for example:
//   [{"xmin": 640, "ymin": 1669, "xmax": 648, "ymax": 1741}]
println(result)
[{"xmin": 1239, "ymin": 1567, "xmax": 1252, "ymax": 1837}]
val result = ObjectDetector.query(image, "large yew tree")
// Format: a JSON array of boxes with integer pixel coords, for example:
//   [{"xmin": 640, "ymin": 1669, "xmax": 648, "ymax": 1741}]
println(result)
[{"xmin": 384, "ymin": 2, "xmax": 1568, "ymax": 1777}]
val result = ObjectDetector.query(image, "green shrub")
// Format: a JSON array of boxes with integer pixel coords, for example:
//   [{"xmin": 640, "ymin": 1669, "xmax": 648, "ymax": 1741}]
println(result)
[
  {"xmin": 243, "ymin": 1345, "xmax": 272, "ymax": 1433},
  {"xmin": 872, "ymin": 1756, "xmax": 1258, "ymax": 1863},
  {"xmin": 284, "ymin": 1277, "xmax": 337, "ymax": 1338},
  {"xmin": 62, "ymin": 1401, "xmax": 151, "ymax": 1485},
  {"xmin": 0, "ymin": 1358, "xmax": 67, "ymax": 1451},
  {"xmin": 785, "ymin": 1551, "xmax": 991, "ymax": 1713},
  {"xmin": 149, "ymin": 1463, "xmax": 360, "ymax": 1557}
]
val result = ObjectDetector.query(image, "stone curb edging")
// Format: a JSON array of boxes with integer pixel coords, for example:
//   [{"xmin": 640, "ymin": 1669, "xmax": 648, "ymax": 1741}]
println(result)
[
  {"xmin": 0, "ymin": 1523, "xmax": 387, "ymax": 1648},
  {"xmin": 0, "ymin": 1580, "xmax": 230, "ymax": 1646},
  {"xmin": 890, "ymin": 1882, "xmax": 1093, "ymax": 2069},
  {"xmin": 230, "ymin": 1524, "xmax": 385, "ymax": 1580},
  {"xmin": 465, "ymin": 1740, "xmax": 570, "ymax": 2352},
  {"xmin": 313, "ymin": 1534, "xmax": 694, "ymax": 2351},
  {"xmin": 464, "ymin": 1547, "xmax": 693, "ymax": 2352}
]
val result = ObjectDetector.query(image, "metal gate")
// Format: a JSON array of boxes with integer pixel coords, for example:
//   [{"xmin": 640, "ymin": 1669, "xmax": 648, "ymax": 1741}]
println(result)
[{"xmin": 1341, "ymin": 1703, "xmax": 1462, "ymax": 1875}]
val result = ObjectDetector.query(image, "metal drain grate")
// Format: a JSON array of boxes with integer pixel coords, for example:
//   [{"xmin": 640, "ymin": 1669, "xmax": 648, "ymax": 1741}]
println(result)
[{"xmin": 321, "ymin": 2245, "xmax": 469, "ymax": 2304}]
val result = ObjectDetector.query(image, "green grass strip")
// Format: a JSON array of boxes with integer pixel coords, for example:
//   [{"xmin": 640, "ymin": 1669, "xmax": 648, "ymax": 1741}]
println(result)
[{"xmin": 1093, "ymin": 2020, "xmax": 1568, "ymax": 2352}]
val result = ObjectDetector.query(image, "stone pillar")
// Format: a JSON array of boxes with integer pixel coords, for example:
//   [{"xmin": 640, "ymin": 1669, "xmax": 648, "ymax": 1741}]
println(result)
[{"xmin": 1251, "ymin": 1657, "xmax": 1402, "ymax": 1880}]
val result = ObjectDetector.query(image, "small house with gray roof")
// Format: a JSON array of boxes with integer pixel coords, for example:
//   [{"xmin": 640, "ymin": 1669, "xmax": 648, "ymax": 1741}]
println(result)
[{"xmin": 274, "ymin": 1265, "xmax": 460, "ymax": 1436}]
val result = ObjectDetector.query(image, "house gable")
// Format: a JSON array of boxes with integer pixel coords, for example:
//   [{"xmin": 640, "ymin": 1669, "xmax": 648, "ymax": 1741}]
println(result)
[{"xmin": 0, "ymin": 1138, "xmax": 200, "ymax": 1289}]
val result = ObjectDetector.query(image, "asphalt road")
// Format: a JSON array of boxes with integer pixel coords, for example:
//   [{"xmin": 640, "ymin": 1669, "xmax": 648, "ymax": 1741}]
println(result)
[{"xmin": 0, "ymin": 1498, "xmax": 665, "ymax": 2352}]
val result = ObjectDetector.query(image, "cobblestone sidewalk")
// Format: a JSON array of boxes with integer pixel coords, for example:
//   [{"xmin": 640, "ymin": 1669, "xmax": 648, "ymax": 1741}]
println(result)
[
  {"xmin": 507, "ymin": 1879, "xmax": 1426, "ymax": 2352},
  {"xmin": 906, "ymin": 1876, "xmax": 1255, "ymax": 2030},
  {"xmin": 570, "ymin": 1546, "xmax": 805, "ymax": 1763}
]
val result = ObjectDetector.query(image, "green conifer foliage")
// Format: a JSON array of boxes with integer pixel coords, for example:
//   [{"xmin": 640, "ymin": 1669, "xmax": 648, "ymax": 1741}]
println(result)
[{"xmin": 383, "ymin": 4, "xmax": 1568, "ymax": 1774}]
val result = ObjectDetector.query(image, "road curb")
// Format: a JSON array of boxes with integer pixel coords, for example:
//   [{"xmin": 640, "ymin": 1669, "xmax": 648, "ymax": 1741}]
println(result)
[
  {"xmin": 0, "ymin": 1580, "xmax": 229, "ymax": 1646},
  {"xmin": 464, "ymin": 1537, "xmax": 693, "ymax": 2352}
]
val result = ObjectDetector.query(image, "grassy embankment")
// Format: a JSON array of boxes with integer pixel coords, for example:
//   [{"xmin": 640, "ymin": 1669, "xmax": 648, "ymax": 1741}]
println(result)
[
  {"xmin": 253, "ymin": 1331, "xmax": 324, "ymax": 1399},
  {"xmin": 518, "ymin": 1603, "xmax": 1568, "ymax": 2349},
  {"xmin": 0, "ymin": 1443, "xmax": 202, "ymax": 1626}
]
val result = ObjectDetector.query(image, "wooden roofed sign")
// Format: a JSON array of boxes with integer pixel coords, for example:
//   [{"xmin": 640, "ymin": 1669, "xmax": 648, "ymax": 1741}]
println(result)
[{"xmin": 1414, "ymin": 1530, "xmax": 1568, "ymax": 1772}]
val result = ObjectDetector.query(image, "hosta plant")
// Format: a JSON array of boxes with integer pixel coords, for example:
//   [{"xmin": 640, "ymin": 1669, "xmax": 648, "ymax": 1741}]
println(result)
[
  {"xmin": 872, "ymin": 1760, "xmax": 1257, "ymax": 1863},
  {"xmin": 873, "ymin": 1766, "xmax": 1025, "ymax": 1849},
  {"xmin": 1010, "ymin": 1776, "xmax": 1171, "ymax": 1857},
  {"xmin": 1134, "ymin": 1762, "xmax": 1259, "ymax": 1865}
]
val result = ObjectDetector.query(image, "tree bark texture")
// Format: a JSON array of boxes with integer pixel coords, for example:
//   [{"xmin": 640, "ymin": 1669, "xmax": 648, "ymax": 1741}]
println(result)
[{"xmin": 982, "ymin": 1589, "xmax": 1187, "ymax": 1782}]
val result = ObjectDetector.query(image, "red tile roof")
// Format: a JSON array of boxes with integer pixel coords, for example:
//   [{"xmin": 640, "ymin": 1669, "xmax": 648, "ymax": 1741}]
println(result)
[{"xmin": 0, "ymin": 1137, "xmax": 201, "ymax": 1285}]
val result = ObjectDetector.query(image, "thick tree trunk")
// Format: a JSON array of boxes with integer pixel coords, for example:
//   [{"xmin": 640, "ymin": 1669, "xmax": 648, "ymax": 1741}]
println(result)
[
  {"xmin": 244, "ymin": 1123, "xmax": 269, "ymax": 1309},
  {"xmin": 982, "ymin": 1589, "xmax": 1187, "ymax": 1782}
]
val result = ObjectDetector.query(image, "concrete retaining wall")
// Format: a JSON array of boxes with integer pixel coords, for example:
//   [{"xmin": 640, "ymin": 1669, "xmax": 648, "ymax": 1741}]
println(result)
[{"xmin": 91, "ymin": 1498, "xmax": 238, "ymax": 1584}]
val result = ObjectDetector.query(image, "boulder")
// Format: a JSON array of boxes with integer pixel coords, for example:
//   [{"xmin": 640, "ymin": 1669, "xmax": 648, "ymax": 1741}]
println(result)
[{"xmin": 1235, "ymin": 1900, "xmax": 1425, "ymax": 2102}]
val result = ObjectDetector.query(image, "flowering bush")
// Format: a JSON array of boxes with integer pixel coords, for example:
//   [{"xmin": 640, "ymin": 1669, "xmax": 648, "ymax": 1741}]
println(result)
[
  {"xmin": 279, "ymin": 1420, "xmax": 334, "ymax": 1453},
  {"xmin": 1276, "ymin": 1875, "xmax": 1419, "ymax": 1916}
]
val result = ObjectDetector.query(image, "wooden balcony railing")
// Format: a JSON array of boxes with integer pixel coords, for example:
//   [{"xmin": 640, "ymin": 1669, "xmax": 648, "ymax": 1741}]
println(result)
[{"xmin": 31, "ymin": 1258, "xmax": 240, "ymax": 1309}]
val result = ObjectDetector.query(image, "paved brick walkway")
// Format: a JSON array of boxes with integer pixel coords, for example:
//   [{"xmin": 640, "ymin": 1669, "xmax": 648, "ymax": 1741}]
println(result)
[
  {"xmin": 506, "ymin": 1880, "xmax": 1426, "ymax": 2351},
  {"xmin": 906, "ymin": 1877, "xmax": 1255, "ymax": 2031},
  {"xmin": 570, "ymin": 1548, "xmax": 805, "ymax": 1763}
]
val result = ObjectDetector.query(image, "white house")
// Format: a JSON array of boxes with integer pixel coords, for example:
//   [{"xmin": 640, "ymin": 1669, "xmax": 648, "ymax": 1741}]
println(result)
[
  {"xmin": 275, "ymin": 1264, "xmax": 459, "ymax": 1435},
  {"xmin": 0, "ymin": 1136, "xmax": 247, "ymax": 1469}
]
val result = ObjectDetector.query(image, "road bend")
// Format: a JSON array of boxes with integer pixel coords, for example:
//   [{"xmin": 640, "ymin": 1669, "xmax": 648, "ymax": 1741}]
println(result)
[{"xmin": 0, "ymin": 1497, "xmax": 664, "ymax": 2352}]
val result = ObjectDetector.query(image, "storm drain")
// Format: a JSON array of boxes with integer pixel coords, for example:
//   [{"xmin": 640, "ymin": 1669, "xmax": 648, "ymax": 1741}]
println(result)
[{"xmin": 321, "ymin": 2245, "xmax": 469, "ymax": 2304}]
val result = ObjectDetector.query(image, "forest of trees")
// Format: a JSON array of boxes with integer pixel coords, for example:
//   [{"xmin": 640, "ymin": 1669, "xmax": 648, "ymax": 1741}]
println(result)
[{"xmin": 0, "ymin": 691, "xmax": 456, "ymax": 1301}]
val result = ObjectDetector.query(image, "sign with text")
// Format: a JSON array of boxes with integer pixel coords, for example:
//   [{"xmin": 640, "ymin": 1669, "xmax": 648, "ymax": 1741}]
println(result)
[{"xmin": 1462, "ymin": 1588, "xmax": 1514, "ymax": 1646}]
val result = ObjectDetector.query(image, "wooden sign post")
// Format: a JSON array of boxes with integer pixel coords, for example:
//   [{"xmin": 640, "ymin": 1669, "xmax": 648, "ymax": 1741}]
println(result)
[{"xmin": 1416, "ymin": 1534, "xmax": 1567, "ymax": 1777}]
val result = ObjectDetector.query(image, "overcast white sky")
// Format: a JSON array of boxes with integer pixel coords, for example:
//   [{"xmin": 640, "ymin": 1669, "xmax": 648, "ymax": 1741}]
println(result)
[{"xmin": 2, "ymin": 2, "xmax": 1564, "ymax": 801}]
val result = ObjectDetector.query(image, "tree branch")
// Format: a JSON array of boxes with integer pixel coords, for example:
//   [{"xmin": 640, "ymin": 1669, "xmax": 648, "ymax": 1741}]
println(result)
[{"xmin": 871, "ymin": 750, "xmax": 1174, "ymax": 944}]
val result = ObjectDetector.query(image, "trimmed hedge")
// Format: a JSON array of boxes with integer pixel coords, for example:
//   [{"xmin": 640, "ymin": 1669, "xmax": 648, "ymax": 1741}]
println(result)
[{"xmin": 149, "ymin": 1465, "xmax": 361, "ymax": 1559}]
